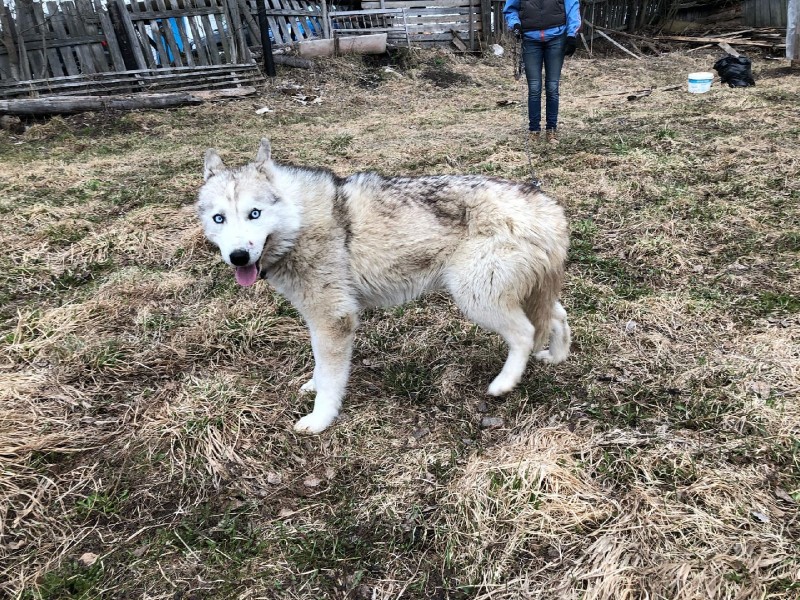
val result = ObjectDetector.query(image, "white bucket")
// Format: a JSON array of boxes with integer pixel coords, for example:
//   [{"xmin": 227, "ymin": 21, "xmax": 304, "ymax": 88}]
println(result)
[{"xmin": 688, "ymin": 72, "xmax": 714, "ymax": 93}]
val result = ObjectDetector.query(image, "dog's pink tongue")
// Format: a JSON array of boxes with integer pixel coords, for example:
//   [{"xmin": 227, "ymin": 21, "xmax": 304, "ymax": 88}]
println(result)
[{"xmin": 235, "ymin": 264, "xmax": 259, "ymax": 287}]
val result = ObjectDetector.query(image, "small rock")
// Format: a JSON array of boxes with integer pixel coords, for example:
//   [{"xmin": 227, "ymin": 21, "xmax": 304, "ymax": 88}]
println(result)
[
  {"xmin": 476, "ymin": 401, "xmax": 489, "ymax": 413},
  {"xmin": 267, "ymin": 472, "xmax": 282, "ymax": 485},
  {"xmin": 491, "ymin": 44, "xmax": 505, "ymax": 56},
  {"xmin": 255, "ymin": 106, "xmax": 273, "ymax": 115},
  {"xmin": 325, "ymin": 467, "xmax": 336, "ymax": 480},
  {"xmin": 303, "ymin": 476, "xmax": 322, "ymax": 488},
  {"xmin": 382, "ymin": 66, "xmax": 403, "ymax": 78},
  {"xmin": 79, "ymin": 552, "xmax": 99, "ymax": 567},
  {"xmin": 480, "ymin": 416, "xmax": 504, "ymax": 429},
  {"xmin": 751, "ymin": 510, "xmax": 770, "ymax": 523},
  {"xmin": 278, "ymin": 508, "xmax": 294, "ymax": 518},
  {"xmin": 625, "ymin": 320, "xmax": 637, "ymax": 334},
  {"xmin": 412, "ymin": 427, "xmax": 431, "ymax": 440}
]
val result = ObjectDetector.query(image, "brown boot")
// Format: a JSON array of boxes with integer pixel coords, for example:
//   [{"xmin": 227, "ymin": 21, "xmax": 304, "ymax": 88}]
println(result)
[
  {"xmin": 527, "ymin": 130, "xmax": 542, "ymax": 146},
  {"xmin": 546, "ymin": 129, "xmax": 559, "ymax": 145}
]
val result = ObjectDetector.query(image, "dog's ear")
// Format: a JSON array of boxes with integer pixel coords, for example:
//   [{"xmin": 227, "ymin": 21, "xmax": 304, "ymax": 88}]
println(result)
[
  {"xmin": 254, "ymin": 138, "xmax": 274, "ymax": 176},
  {"xmin": 204, "ymin": 149, "xmax": 226, "ymax": 181},
  {"xmin": 255, "ymin": 138, "xmax": 272, "ymax": 163}
]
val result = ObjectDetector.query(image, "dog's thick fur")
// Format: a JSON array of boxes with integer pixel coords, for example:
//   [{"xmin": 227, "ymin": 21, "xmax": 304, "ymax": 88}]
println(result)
[{"xmin": 197, "ymin": 139, "xmax": 571, "ymax": 433}]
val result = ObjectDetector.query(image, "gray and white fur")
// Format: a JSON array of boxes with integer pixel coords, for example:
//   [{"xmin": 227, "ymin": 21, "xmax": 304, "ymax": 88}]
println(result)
[{"xmin": 197, "ymin": 139, "xmax": 571, "ymax": 433}]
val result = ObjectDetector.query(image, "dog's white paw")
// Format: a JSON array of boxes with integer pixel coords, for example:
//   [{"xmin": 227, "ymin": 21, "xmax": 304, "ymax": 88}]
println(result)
[
  {"xmin": 487, "ymin": 375, "xmax": 516, "ymax": 397},
  {"xmin": 299, "ymin": 378, "xmax": 316, "ymax": 394},
  {"xmin": 535, "ymin": 350, "xmax": 555, "ymax": 364},
  {"xmin": 294, "ymin": 411, "xmax": 336, "ymax": 434}
]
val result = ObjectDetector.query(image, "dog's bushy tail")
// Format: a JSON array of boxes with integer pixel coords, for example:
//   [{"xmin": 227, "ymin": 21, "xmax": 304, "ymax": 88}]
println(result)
[{"xmin": 524, "ymin": 269, "xmax": 571, "ymax": 364}]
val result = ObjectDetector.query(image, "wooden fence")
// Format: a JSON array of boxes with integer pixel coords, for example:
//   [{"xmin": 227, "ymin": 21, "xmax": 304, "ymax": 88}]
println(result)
[
  {"xmin": 362, "ymin": 0, "xmax": 483, "ymax": 48},
  {"xmin": 743, "ymin": 0, "xmax": 788, "ymax": 27},
  {"xmin": 0, "ymin": 0, "xmax": 265, "ymax": 97}
]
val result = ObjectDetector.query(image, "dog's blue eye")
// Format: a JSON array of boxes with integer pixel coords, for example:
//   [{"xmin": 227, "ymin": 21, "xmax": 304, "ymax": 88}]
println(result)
[
  {"xmin": 213, "ymin": 214, "xmax": 225, "ymax": 224},
  {"xmin": 249, "ymin": 209, "xmax": 261, "ymax": 220}
]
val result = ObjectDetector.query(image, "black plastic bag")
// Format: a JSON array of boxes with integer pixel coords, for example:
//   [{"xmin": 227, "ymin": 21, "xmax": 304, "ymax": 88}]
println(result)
[{"xmin": 713, "ymin": 55, "xmax": 755, "ymax": 88}]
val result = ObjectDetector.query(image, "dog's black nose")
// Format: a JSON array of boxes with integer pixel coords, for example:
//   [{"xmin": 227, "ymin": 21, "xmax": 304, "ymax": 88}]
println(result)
[{"xmin": 229, "ymin": 250, "xmax": 250, "ymax": 266}]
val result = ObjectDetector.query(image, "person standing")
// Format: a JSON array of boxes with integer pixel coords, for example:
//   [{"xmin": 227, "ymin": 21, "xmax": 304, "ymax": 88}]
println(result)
[{"xmin": 503, "ymin": 0, "xmax": 581, "ymax": 143}]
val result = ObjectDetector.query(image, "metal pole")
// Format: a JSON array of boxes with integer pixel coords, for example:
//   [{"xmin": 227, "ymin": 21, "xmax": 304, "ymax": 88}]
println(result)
[{"xmin": 256, "ymin": 0, "xmax": 276, "ymax": 77}]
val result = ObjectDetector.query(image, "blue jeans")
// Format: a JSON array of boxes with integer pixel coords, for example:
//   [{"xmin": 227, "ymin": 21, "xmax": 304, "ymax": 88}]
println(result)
[{"xmin": 522, "ymin": 35, "xmax": 566, "ymax": 131}]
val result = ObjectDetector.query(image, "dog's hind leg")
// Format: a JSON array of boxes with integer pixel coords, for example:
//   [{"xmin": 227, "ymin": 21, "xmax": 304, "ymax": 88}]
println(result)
[
  {"xmin": 452, "ymin": 294, "xmax": 535, "ymax": 396},
  {"xmin": 294, "ymin": 312, "xmax": 358, "ymax": 434},
  {"xmin": 534, "ymin": 301, "xmax": 571, "ymax": 365}
]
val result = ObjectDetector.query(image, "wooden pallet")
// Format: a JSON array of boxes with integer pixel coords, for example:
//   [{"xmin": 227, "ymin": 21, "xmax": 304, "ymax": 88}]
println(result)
[
  {"xmin": 362, "ymin": 0, "xmax": 482, "ymax": 49},
  {"xmin": 329, "ymin": 8, "xmax": 410, "ymax": 48},
  {"xmin": 0, "ymin": 63, "xmax": 263, "ymax": 99}
]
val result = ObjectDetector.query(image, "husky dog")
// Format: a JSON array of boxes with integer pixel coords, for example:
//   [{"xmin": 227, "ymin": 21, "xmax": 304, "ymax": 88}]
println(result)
[{"xmin": 197, "ymin": 139, "xmax": 571, "ymax": 434}]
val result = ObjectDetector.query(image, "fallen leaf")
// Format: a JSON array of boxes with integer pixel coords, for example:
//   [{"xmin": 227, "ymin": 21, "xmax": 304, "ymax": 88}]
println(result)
[{"xmin": 775, "ymin": 488, "xmax": 797, "ymax": 504}]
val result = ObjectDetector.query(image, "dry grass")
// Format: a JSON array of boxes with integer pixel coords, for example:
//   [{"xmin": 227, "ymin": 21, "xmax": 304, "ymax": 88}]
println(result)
[{"xmin": 1, "ymin": 46, "xmax": 799, "ymax": 599}]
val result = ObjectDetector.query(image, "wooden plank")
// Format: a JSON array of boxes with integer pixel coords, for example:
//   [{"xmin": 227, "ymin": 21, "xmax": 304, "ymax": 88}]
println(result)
[
  {"xmin": 404, "ymin": 13, "xmax": 477, "ymax": 24},
  {"xmin": 46, "ymin": 1, "xmax": 80, "ymax": 75},
  {"xmin": 16, "ymin": 0, "xmax": 47, "ymax": 78},
  {"xmin": 185, "ymin": 5, "xmax": 211, "ymax": 65},
  {"xmin": 127, "ymin": 6, "xmax": 222, "ymax": 19},
  {"xmin": 61, "ymin": 1, "xmax": 96, "ymax": 74},
  {"xmin": 128, "ymin": 0, "xmax": 157, "ymax": 68},
  {"xmin": 0, "ymin": 68, "xmax": 263, "ymax": 97},
  {"xmin": 284, "ymin": 0, "xmax": 310, "ymax": 41},
  {"xmin": 595, "ymin": 28, "xmax": 642, "ymax": 58},
  {"xmin": 94, "ymin": 0, "xmax": 128, "ymax": 72},
  {"xmin": 266, "ymin": 0, "xmax": 293, "ymax": 45},
  {"xmin": 169, "ymin": 6, "xmax": 195, "ymax": 66},
  {"xmin": 363, "ymin": 0, "xmax": 473, "ymax": 7},
  {"xmin": 0, "ymin": 3, "xmax": 20, "ymax": 80},
  {"xmin": 32, "ymin": 1, "xmax": 66, "ymax": 78},
  {"xmin": 113, "ymin": 0, "xmax": 148, "ymax": 69},
  {"xmin": 154, "ymin": 0, "xmax": 185, "ymax": 66},
  {"xmin": 209, "ymin": 0, "xmax": 235, "ymax": 62},
  {"xmin": 237, "ymin": 0, "xmax": 263, "ymax": 47},
  {"xmin": 220, "ymin": 0, "xmax": 241, "ymax": 61},
  {"xmin": 139, "ymin": 0, "xmax": 173, "ymax": 67},
  {"xmin": 197, "ymin": 0, "xmax": 223, "ymax": 64},
  {"xmin": 0, "ymin": 62, "xmax": 260, "ymax": 88},
  {"xmin": 227, "ymin": 0, "xmax": 249, "ymax": 62},
  {"xmin": 76, "ymin": 0, "xmax": 111, "ymax": 71}
]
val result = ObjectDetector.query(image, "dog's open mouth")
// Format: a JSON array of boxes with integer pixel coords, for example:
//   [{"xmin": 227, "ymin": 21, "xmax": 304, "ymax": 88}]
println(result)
[{"xmin": 235, "ymin": 263, "xmax": 259, "ymax": 287}]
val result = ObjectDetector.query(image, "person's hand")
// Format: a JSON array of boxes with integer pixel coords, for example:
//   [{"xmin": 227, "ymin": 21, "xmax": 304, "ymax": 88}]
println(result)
[
  {"xmin": 512, "ymin": 24, "xmax": 522, "ymax": 40},
  {"xmin": 564, "ymin": 35, "xmax": 577, "ymax": 56}
]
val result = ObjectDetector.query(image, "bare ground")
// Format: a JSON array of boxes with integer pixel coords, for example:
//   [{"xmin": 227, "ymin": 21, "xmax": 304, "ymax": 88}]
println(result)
[{"xmin": 1, "ymin": 46, "xmax": 799, "ymax": 599}]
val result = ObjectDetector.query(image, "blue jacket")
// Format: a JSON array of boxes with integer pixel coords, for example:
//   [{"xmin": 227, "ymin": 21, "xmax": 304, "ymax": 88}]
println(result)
[{"xmin": 504, "ymin": 0, "xmax": 581, "ymax": 42}]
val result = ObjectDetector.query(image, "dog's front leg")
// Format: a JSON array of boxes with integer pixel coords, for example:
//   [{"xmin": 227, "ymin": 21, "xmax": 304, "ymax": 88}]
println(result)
[{"xmin": 294, "ymin": 313, "xmax": 357, "ymax": 434}]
